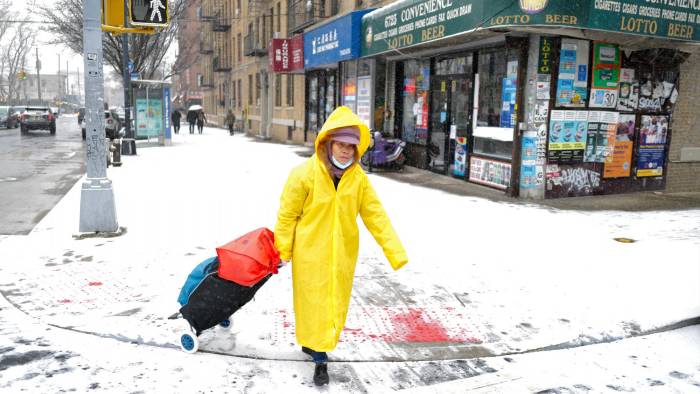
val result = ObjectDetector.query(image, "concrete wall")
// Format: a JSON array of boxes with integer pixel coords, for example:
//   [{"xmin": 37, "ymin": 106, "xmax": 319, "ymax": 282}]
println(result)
[{"xmin": 667, "ymin": 51, "xmax": 700, "ymax": 192}]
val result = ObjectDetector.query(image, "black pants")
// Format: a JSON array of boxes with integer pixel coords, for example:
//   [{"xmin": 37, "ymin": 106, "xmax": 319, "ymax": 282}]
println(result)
[
  {"xmin": 174, "ymin": 124, "xmax": 180, "ymax": 134},
  {"xmin": 189, "ymin": 122, "xmax": 195, "ymax": 134},
  {"xmin": 228, "ymin": 124, "xmax": 234, "ymax": 135},
  {"xmin": 197, "ymin": 123, "xmax": 204, "ymax": 134}
]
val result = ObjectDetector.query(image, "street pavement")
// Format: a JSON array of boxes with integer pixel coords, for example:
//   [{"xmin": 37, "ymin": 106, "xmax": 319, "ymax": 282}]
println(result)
[{"xmin": 0, "ymin": 127, "xmax": 698, "ymax": 393}]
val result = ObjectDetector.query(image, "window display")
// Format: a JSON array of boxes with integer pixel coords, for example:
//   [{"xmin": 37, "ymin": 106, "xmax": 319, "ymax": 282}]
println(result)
[{"xmin": 400, "ymin": 59, "xmax": 430, "ymax": 145}]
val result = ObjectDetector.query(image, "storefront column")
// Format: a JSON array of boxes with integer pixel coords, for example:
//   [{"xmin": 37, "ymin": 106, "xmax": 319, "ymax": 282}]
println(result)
[{"xmin": 520, "ymin": 34, "xmax": 548, "ymax": 199}]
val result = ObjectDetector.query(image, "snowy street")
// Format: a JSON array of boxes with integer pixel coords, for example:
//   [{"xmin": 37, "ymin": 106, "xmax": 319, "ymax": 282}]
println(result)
[{"xmin": 1, "ymin": 128, "xmax": 699, "ymax": 392}]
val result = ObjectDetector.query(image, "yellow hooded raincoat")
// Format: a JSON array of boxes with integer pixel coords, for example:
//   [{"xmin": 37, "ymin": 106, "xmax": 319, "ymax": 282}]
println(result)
[{"xmin": 275, "ymin": 106, "xmax": 408, "ymax": 352}]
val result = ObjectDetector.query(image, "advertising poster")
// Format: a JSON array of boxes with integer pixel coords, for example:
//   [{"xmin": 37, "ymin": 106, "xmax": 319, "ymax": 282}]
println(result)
[
  {"xmin": 520, "ymin": 132, "xmax": 538, "ymax": 189},
  {"xmin": 135, "ymin": 98, "xmax": 163, "ymax": 137},
  {"xmin": 584, "ymin": 111, "xmax": 619, "ymax": 163},
  {"xmin": 356, "ymin": 76, "xmax": 372, "ymax": 128},
  {"xmin": 547, "ymin": 110, "xmax": 588, "ymax": 164},
  {"xmin": 500, "ymin": 77, "xmax": 517, "ymax": 128},
  {"xmin": 453, "ymin": 137, "xmax": 468, "ymax": 177},
  {"xmin": 603, "ymin": 114, "xmax": 635, "ymax": 178},
  {"xmin": 637, "ymin": 115, "xmax": 668, "ymax": 177},
  {"xmin": 555, "ymin": 39, "xmax": 588, "ymax": 107},
  {"xmin": 469, "ymin": 157, "xmax": 511, "ymax": 190},
  {"xmin": 616, "ymin": 68, "xmax": 639, "ymax": 111},
  {"xmin": 590, "ymin": 43, "xmax": 620, "ymax": 108}
]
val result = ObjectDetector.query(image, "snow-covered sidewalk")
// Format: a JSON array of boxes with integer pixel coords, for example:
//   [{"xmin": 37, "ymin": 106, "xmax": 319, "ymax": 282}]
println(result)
[{"xmin": 1, "ymin": 127, "xmax": 699, "ymax": 392}]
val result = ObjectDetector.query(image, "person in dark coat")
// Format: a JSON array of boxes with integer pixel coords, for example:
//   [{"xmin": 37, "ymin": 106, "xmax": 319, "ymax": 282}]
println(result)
[
  {"xmin": 196, "ymin": 111, "xmax": 207, "ymax": 134},
  {"xmin": 171, "ymin": 109, "xmax": 182, "ymax": 134},
  {"xmin": 224, "ymin": 109, "xmax": 236, "ymax": 136},
  {"xmin": 187, "ymin": 110, "xmax": 197, "ymax": 134}
]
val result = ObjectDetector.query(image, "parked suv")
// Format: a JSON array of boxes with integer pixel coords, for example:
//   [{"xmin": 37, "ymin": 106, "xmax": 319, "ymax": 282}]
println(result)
[
  {"xmin": 81, "ymin": 110, "xmax": 121, "ymax": 140},
  {"xmin": 20, "ymin": 106, "xmax": 56, "ymax": 135},
  {"xmin": 0, "ymin": 106, "xmax": 18, "ymax": 128}
]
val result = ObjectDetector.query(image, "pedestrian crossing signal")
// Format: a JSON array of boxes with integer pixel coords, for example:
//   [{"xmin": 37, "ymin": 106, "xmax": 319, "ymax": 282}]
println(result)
[{"xmin": 129, "ymin": 0, "xmax": 168, "ymax": 27}]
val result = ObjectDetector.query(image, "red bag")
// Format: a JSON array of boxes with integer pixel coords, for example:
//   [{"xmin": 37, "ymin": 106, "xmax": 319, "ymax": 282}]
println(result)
[{"xmin": 216, "ymin": 228, "xmax": 280, "ymax": 286}]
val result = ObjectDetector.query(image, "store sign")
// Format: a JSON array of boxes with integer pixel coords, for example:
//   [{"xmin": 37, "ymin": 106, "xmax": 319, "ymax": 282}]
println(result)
[
  {"xmin": 269, "ymin": 36, "xmax": 304, "ymax": 73},
  {"xmin": 538, "ymin": 36, "xmax": 553, "ymax": 74},
  {"xmin": 304, "ymin": 10, "xmax": 373, "ymax": 68},
  {"xmin": 362, "ymin": 0, "xmax": 700, "ymax": 56}
]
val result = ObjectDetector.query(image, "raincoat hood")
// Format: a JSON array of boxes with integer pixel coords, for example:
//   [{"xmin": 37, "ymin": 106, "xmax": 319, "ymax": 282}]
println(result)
[{"xmin": 314, "ymin": 106, "xmax": 371, "ymax": 157}]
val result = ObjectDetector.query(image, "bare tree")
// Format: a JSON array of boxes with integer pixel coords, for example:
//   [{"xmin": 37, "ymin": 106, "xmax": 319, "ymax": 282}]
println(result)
[
  {"xmin": 0, "ymin": 20, "xmax": 36, "ymax": 104},
  {"xmin": 40, "ymin": 0, "xmax": 190, "ymax": 80}
]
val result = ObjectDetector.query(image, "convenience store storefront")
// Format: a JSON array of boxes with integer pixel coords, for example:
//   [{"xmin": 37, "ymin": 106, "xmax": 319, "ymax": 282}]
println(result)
[{"xmin": 361, "ymin": 0, "xmax": 700, "ymax": 198}]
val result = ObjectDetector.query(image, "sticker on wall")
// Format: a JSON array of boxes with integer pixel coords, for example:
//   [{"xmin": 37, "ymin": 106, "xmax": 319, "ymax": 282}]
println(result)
[
  {"xmin": 536, "ymin": 74, "xmax": 551, "ymax": 100},
  {"xmin": 617, "ymin": 68, "xmax": 638, "ymax": 111},
  {"xmin": 555, "ymin": 39, "xmax": 589, "ymax": 107},
  {"xmin": 546, "ymin": 163, "xmax": 601, "ymax": 198},
  {"xmin": 453, "ymin": 137, "xmax": 468, "ymax": 177}
]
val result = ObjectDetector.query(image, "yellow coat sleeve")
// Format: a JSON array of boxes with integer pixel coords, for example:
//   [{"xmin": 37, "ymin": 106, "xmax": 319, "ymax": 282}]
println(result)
[
  {"xmin": 275, "ymin": 166, "xmax": 308, "ymax": 261},
  {"xmin": 359, "ymin": 176, "xmax": 408, "ymax": 270}
]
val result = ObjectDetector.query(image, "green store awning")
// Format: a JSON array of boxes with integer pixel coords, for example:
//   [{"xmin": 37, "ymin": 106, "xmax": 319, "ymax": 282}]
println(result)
[{"xmin": 361, "ymin": 0, "xmax": 700, "ymax": 57}]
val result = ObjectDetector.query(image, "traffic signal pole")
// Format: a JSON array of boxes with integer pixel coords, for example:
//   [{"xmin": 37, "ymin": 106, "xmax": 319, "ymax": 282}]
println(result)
[
  {"xmin": 79, "ymin": 0, "xmax": 118, "ymax": 233},
  {"xmin": 120, "ymin": 5, "xmax": 136, "ymax": 155}
]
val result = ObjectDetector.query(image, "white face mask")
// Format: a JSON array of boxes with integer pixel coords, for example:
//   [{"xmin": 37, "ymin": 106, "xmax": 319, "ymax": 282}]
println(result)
[{"xmin": 331, "ymin": 155, "xmax": 354, "ymax": 169}]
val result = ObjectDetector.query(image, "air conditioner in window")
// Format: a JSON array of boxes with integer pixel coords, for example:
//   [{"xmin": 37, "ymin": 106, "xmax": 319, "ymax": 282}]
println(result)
[{"xmin": 235, "ymin": 8, "xmax": 240, "ymax": 16}]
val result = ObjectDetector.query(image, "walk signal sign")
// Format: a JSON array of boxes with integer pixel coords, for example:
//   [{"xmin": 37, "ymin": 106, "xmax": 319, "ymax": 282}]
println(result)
[{"xmin": 129, "ymin": 0, "xmax": 169, "ymax": 27}]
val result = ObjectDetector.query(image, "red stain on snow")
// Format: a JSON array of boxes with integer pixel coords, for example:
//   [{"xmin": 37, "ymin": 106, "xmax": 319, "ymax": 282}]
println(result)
[
  {"xmin": 88, "ymin": 281, "xmax": 102, "ymax": 286},
  {"xmin": 57, "ymin": 299, "xmax": 72, "ymax": 304}
]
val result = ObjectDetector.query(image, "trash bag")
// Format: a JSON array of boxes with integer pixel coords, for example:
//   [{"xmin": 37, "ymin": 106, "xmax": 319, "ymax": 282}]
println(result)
[{"xmin": 216, "ymin": 228, "xmax": 280, "ymax": 287}]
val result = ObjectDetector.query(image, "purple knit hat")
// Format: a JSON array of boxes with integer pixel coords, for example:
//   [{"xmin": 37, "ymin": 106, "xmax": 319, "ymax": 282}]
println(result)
[{"xmin": 329, "ymin": 126, "xmax": 360, "ymax": 145}]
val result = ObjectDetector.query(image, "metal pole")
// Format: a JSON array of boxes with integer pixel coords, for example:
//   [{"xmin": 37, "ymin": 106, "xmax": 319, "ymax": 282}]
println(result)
[
  {"xmin": 121, "ymin": 0, "xmax": 136, "ymax": 155},
  {"xmin": 78, "ymin": 0, "xmax": 118, "ymax": 233},
  {"xmin": 35, "ymin": 47, "xmax": 42, "ymax": 104}
]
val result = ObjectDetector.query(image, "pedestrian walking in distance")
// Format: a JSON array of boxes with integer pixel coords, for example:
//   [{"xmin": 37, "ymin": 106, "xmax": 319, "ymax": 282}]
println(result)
[
  {"xmin": 171, "ymin": 109, "xmax": 182, "ymax": 134},
  {"xmin": 197, "ymin": 111, "xmax": 206, "ymax": 134},
  {"xmin": 225, "ymin": 109, "xmax": 236, "ymax": 136},
  {"xmin": 274, "ymin": 106, "xmax": 408, "ymax": 387},
  {"xmin": 187, "ymin": 110, "xmax": 197, "ymax": 134}
]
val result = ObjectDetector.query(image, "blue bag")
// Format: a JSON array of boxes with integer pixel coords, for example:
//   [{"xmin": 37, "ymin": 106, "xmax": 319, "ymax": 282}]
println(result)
[{"xmin": 177, "ymin": 257, "xmax": 219, "ymax": 306}]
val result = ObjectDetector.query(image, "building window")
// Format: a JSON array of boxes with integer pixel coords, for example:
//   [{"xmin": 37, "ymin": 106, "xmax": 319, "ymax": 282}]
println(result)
[
  {"xmin": 197, "ymin": 74, "xmax": 203, "ymax": 87},
  {"xmin": 286, "ymin": 75, "xmax": 294, "ymax": 106},
  {"xmin": 248, "ymin": 74, "xmax": 253, "ymax": 105},
  {"xmin": 237, "ymin": 33, "xmax": 242, "ymax": 61},
  {"xmin": 232, "ymin": 80, "xmax": 237, "ymax": 108},
  {"xmin": 255, "ymin": 73, "xmax": 261, "ymax": 105},
  {"xmin": 276, "ymin": 2, "xmax": 280, "ymax": 32},
  {"xmin": 238, "ymin": 79, "xmax": 242, "ymax": 108},
  {"xmin": 275, "ymin": 74, "xmax": 282, "ymax": 106}
]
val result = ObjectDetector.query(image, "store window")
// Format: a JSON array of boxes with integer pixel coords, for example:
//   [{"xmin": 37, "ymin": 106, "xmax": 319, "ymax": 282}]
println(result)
[
  {"xmin": 275, "ymin": 74, "xmax": 282, "ymax": 106},
  {"xmin": 474, "ymin": 47, "xmax": 518, "ymax": 160},
  {"xmin": 374, "ymin": 58, "xmax": 387, "ymax": 132},
  {"xmin": 287, "ymin": 75, "xmax": 294, "ymax": 106},
  {"xmin": 400, "ymin": 59, "xmax": 430, "ymax": 145},
  {"xmin": 341, "ymin": 61, "xmax": 357, "ymax": 112},
  {"xmin": 307, "ymin": 75, "xmax": 319, "ymax": 133}
]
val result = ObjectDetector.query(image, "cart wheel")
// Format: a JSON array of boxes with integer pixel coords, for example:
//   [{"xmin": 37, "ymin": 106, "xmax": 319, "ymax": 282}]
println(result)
[
  {"xmin": 179, "ymin": 331, "xmax": 199, "ymax": 353},
  {"xmin": 218, "ymin": 318, "xmax": 232, "ymax": 330}
]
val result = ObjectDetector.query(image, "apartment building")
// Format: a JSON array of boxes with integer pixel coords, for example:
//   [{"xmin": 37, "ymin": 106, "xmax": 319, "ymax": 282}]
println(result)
[{"xmin": 173, "ymin": 0, "xmax": 205, "ymax": 110}]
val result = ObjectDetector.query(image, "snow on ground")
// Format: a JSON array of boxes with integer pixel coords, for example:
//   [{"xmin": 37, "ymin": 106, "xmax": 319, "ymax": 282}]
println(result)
[{"xmin": 0, "ymin": 127, "xmax": 699, "ymax": 392}]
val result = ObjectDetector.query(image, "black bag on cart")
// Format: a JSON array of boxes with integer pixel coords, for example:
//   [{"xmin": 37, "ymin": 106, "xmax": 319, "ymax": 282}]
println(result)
[{"xmin": 180, "ymin": 272, "xmax": 271, "ymax": 335}]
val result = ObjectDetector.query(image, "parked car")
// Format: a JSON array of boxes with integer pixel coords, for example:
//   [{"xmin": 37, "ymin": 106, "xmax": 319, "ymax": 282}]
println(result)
[
  {"xmin": 20, "ymin": 106, "xmax": 56, "ymax": 135},
  {"xmin": 81, "ymin": 110, "xmax": 121, "ymax": 140},
  {"xmin": 0, "ymin": 106, "xmax": 18, "ymax": 128}
]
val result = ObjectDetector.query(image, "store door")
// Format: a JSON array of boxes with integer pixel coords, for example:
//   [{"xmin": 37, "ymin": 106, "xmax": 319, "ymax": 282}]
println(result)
[{"xmin": 428, "ymin": 76, "xmax": 472, "ymax": 175}]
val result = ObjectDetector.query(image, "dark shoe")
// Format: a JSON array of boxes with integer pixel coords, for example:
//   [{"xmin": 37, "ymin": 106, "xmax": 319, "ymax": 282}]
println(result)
[{"xmin": 313, "ymin": 363, "xmax": 329, "ymax": 386}]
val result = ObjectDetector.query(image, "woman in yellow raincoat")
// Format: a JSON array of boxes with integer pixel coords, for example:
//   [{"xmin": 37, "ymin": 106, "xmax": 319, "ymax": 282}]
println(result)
[{"xmin": 275, "ymin": 106, "xmax": 407, "ymax": 386}]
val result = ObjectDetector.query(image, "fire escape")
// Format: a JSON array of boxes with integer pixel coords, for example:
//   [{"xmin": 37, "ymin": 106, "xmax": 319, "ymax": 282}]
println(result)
[{"xmin": 243, "ymin": 0, "xmax": 269, "ymax": 57}]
